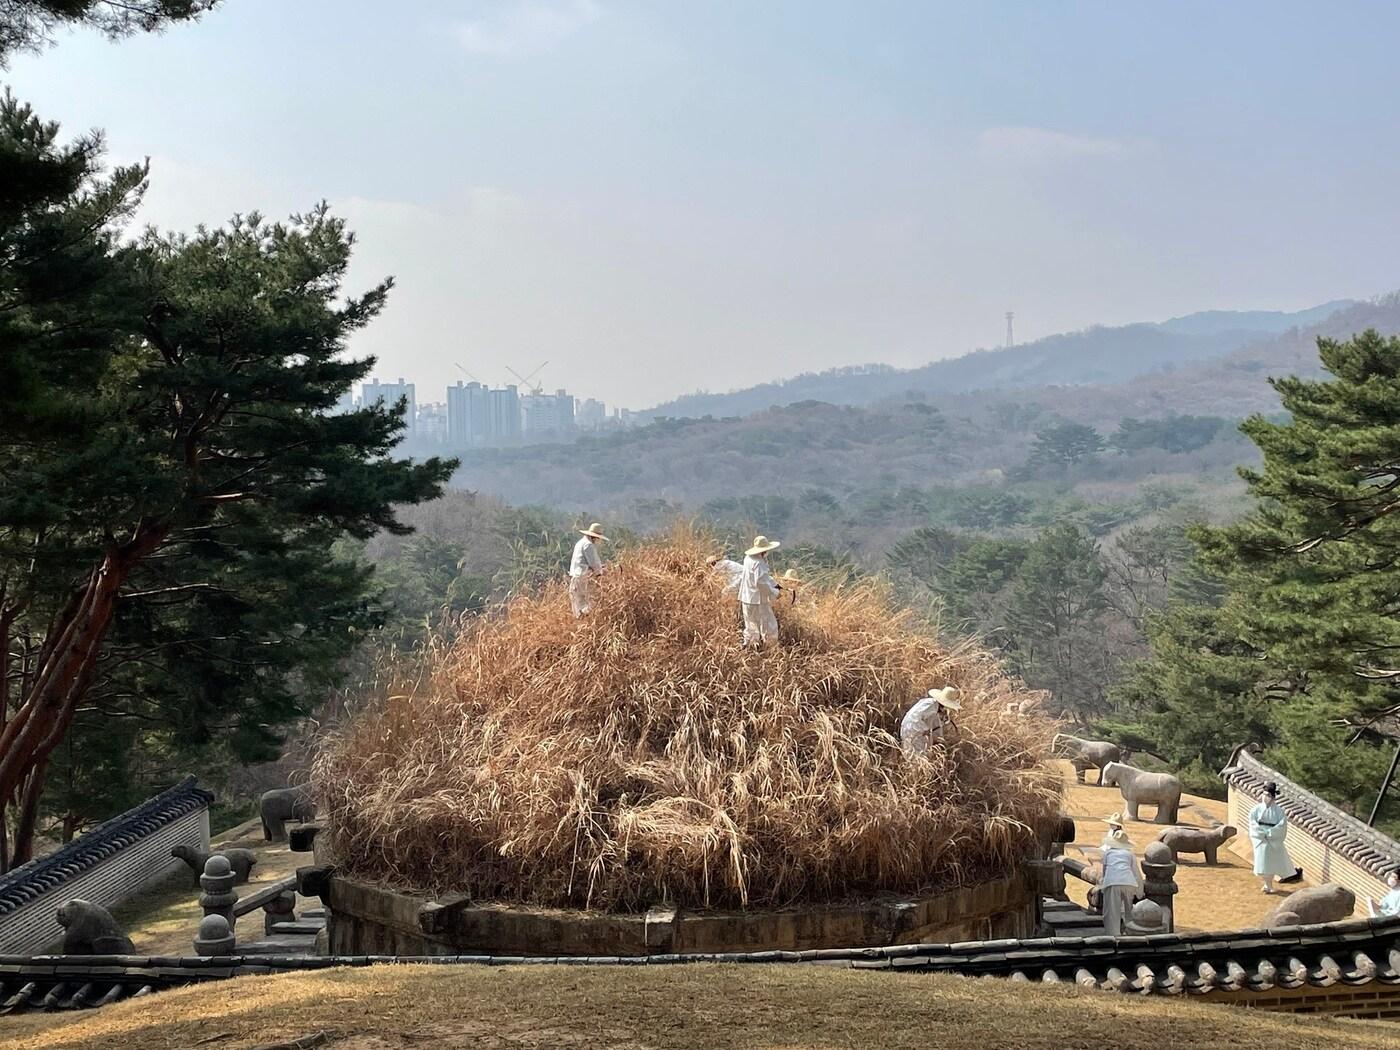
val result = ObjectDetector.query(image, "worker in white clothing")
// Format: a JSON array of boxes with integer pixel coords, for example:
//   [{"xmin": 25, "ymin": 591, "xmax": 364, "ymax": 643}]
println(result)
[
  {"xmin": 1098, "ymin": 813, "xmax": 1144, "ymax": 936},
  {"xmin": 900, "ymin": 686, "xmax": 961, "ymax": 755},
  {"xmin": 568, "ymin": 522, "xmax": 608, "ymax": 617},
  {"xmin": 738, "ymin": 536, "xmax": 783, "ymax": 647},
  {"xmin": 707, "ymin": 553, "xmax": 744, "ymax": 595}
]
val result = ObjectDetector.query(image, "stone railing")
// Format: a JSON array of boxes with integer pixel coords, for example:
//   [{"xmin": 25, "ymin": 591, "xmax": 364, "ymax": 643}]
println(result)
[
  {"xmin": 192, "ymin": 863, "xmax": 300, "ymax": 957},
  {"xmin": 0, "ymin": 776, "xmax": 213, "ymax": 954},
  {"xmin": 1220, "ymin": 746, "xmax": 1400, "ymax": 914}
]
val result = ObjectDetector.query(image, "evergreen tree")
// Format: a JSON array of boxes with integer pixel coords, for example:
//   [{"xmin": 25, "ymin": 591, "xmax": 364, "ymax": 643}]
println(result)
[
  {"xmin": 1188, "ymin": 329, "xmax": 1400, "ymax": 811},
  {"xmin": 0, "ymin": 0, "xmax": 215, "ymax": 61},
  {"xmin": 1006, "ymin": 523, "xmax": 1110, "ymax": 718},
  {"xmin": 1026, "ymin": 421, "xmax": 1105, "ymax": 470},
  {"xmin": 0, "ymin": 103, "xmax": 454, "ymax": 864}
]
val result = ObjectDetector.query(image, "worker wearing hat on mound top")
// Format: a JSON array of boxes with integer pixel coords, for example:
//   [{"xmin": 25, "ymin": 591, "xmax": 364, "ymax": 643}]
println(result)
[
  {"xmin": 569, "ymin": 522, "xmax": 608, "ymax": 617},
  {"xmin": 738, "ymin": 535, "xmax": 783, "ymax": 647},
  {"xmin": 900, "ymin": 686, "xmax": 961, "ymax": 755}
]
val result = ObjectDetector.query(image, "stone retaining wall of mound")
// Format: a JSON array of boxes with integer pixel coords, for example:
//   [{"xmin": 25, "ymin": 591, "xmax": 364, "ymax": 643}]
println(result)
[{"xmin": 323, "ymin": 871, "xmax": 1038, "ymax": 957}]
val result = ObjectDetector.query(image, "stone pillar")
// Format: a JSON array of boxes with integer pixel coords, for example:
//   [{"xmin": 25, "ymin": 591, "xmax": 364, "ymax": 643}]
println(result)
[
  {"xmin": 199, "ymin": 855, "xmax": 239, "ymax": 929},
  {"xmin": 1141, "ymin": 842, "xmax": 1178, "ymax": 932},
  {"xmin": 1124, "ymin": 898, "xmax": 1167, "ymax": 935},
  {"xmin": 264, "ymin": 889, "xmax": 297, "ymax": 934},
  {"xmin": 195, "ymin": 915, "xmax": 235, "ymax": 956}
]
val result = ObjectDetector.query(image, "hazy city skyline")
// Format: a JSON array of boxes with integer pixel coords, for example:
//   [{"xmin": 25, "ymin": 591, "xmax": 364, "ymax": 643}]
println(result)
[{"xmin": 9, "ymin": 1, "xmax": 1400, "ymax": 408}]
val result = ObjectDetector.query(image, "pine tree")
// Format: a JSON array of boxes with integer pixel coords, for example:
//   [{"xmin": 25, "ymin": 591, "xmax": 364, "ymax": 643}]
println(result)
[
  {"xmin": 0, "ymin": 102, "xmax": 454, "ymax": 863},
  {"xmin": 1166, "ymin": 330, "xmax": 1400, "ymax": 813},
  {"xmin": 1, "ymin": 1, "xmax": 216, "ymax": 61}
]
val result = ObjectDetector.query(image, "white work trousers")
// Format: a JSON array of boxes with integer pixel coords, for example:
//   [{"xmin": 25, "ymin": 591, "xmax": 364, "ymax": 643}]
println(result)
[
  {"xmin": 569, "ymin": 575, "xmax": 596, "ymax": 617},
  {"xmin": 742, "ymin": 602, "xmax": 779, "ymax": 647},
  {"xmin": 1102, "ymin": 885, "xmax": 1135, "ymax": 935}
]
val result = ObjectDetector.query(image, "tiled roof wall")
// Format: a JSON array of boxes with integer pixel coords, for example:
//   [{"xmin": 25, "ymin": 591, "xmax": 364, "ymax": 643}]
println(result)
[
  {"xmin": 4, "ymin": 914, "xmax": 1400, "ymax": 1017},
  {"xmin": 1220, "ymin": 747, "xmax": 1400, "ymax": 879},
  {"xmin": 0, "ymin": 778, "xmax": 213, "ymax": 953}
]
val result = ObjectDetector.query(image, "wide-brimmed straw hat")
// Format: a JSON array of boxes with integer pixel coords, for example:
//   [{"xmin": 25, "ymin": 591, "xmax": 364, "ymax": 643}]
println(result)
[
  {"xmin": 1104, "ymin": 812, "xmax": 1125, "ymax": 829},
  {"xmin": 579, "ymin": 522, "xmax": 609, "ymax": 540},
  {"xmin": 779, "ymin": 569, "xmax": 803, "ymax": 585},
  {"xmin": 927, "ymin": 686, "xmax": 962, "ymax": 710},
  {"xmin": 746, "ymin": 535, "xmax": 781, "ymax": 556},
  {"xmin": 1103, "ymin": 828, "xmax": 1133, "ymax": 850}
]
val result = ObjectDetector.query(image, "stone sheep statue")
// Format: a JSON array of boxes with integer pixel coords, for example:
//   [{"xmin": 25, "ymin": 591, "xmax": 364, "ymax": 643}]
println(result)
[
  {"xmin": 1263, "ymin": 882, "xmax": 1356, "ymax": 928},
  {"xmin": 1154, "ymin": 824, "xmax": 1237, "ymax": 865},
  {"xmin": 171, "ymin": 844, "xmax": 257, "ymax": 887},
  {"xmin": 1052, "ymin": 733, "xmax": 1121, "ymax": 785},
  {"xmin": 56, "ymin": 899, "xmax": 135, "ymax": 955},
  {"xmin": 1101, "ymin": 762, "xmax": 1182, "ymax": 824},
  {"xmin": 260, "ymin": 785, "xmax": 317, "ymax": 841}
]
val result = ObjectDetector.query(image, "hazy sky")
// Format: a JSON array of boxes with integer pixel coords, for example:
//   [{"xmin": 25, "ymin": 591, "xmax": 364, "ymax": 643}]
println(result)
[{"xmin": 9, "ymin": 1, "xmax": 1400, "ymax": 408}]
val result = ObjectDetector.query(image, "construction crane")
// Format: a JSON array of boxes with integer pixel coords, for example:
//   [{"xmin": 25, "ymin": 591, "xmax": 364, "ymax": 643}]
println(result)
[
  {"xmin": 453, "ymin": 362, "xmax": 482, "ymax": 383},
  {"xmin": 506, "ymin": 360, "xmax": 549, "ymax": 396}
]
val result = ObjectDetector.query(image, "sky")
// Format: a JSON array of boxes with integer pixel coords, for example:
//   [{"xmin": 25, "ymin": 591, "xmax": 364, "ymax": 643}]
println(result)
[{"xmin": 8, "ymin": 1, "xmax": 1400, "ymax": 409}]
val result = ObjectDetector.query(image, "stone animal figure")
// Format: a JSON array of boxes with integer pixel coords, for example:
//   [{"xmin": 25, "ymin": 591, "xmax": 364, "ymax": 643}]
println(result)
[
  {"xmin": 1052, "ymin": 733, "xmax": 1121, "ymax": 785},
  {"xmin": 56, "ymin": 899, "xmax": 134, "ymax": 955},
  {"xmin": 1264, "ymin": 882, "xmax": 1356, "ymax": 928},
  {"xmin": 171, "ymin": 844, "xmax": 257, "ymax": 886},
  {"xmin": 1154, "ymin": 824, "xmax": 1237, "ymax": 865},
  {"xmin": 260, "ymin": 785, "xmax": 317, "ymax": 841},
  {"xmin": 1101, "ymin": 762, "xmax": 1182, "ymax": 824}
]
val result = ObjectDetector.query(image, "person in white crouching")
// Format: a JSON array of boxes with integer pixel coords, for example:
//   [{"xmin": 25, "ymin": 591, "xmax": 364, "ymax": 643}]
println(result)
[
  {"xmin": 900, "ymin": 686, "xmax": 961, "ymax": 755},
  {"xmin": 1098, "ymin": 813, "xmax": 1144, "ymax": 936},
  {"xmin": 569, "ymin": 523, "xmax": 608, "ymax": 617},
  {"xmin": 738, "ymin": 535, "xmax": 783, "ymax": 647}
]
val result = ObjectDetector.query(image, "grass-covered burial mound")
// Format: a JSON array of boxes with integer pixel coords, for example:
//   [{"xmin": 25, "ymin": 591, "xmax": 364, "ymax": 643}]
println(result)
[{"xmin": 315, "ymin": 535, "xmax": 1061, "ymax": 911}]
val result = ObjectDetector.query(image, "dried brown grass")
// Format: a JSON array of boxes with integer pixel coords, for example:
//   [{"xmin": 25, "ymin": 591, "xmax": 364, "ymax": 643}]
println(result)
[{"xmin": 314, "ymin": 531, "xmax": 1061, "ymax": 911}]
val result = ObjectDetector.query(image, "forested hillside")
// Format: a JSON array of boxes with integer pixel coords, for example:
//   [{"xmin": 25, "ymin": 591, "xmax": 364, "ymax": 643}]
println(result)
[
  {"xmin": 452, "ymin": 297, "xmax": 1400, "ymax": 528},
  {"xmin": 644, "ymin": 299, "xmax": 1357, "ymax": 419}
]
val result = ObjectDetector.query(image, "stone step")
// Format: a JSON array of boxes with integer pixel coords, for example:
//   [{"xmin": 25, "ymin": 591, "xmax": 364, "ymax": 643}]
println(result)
[
  {"xmin": 236, "ymin": 933, "xmax": 320, "ymax": 956},
  {"xmin": 301, "ymin": 907, "xmax": 327, "ymax": 919},
  {"xmin": 1042, "ymin": 898, "xmax": 1106, "ymax": 934},
  {"xmin": 270, "ymin": 919, "xmax": 326, "ymax": 935}
]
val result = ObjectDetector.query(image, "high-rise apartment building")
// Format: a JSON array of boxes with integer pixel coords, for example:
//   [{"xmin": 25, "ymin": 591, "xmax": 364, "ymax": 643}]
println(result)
[
  {"xmin": 447, "ymin": 380, "xmax": 492, "ymax": 449},
  {"xmin": 522, "ymin": 389, "xmax": 576, "ymax": 437},
  {"xmin": 361, "ymin": 377, "xmax": 417, "ymax": 433},
  {"xmin": 575, "ymin": 398, "xmax": 606, "ymax": 431},
  {"xmin": 488, "ymin": 384, "xmax": 522, "ymax": 444},
  {"xmin": 416, "ymin": 402, "xmax": 448, "ymax": 445}
]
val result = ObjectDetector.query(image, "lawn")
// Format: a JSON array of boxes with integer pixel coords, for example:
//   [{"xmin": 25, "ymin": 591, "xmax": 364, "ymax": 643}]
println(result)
[{"xmin": 4, "ymin": 962, "xmax": 1396, "ymax": 1050}]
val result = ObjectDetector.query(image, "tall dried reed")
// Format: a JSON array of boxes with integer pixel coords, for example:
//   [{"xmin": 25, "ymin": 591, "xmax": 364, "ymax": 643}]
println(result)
[{"xmin": 314, "ymin": 533, "xmax": 1061, "ymax": 911}]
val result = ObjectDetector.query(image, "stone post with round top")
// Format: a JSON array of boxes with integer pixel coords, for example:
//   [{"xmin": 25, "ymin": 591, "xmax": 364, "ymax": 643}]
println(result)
[
  {"xmin": 199, "ymin": 855, "xmax": 239, "ymax": 930},
  {"xmin": 194, "ymin": 914, "xmax": 236, "ymax": 956},
  {"xmin": 1141, "ymin": 841, "xmax": 1179, "ymax": 931}
]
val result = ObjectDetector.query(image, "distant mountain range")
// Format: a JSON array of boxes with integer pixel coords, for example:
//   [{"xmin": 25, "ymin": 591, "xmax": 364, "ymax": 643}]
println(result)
[
  {"xmin": 451, "ymin": 296, "xmax": 1400, "ymax": 519},
  {"xmin": 642, "ymin": 300, "xmax": 1358, "ymax": 420}
]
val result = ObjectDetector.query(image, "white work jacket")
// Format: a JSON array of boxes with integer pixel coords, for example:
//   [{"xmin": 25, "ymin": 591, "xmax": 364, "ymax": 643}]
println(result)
[
  {"xmin": 570, "ymin": 536, "xmax": 603, "ymax": 578},
  {"xmin": 713, "ymin": 558, "xmax": 744, "ymax": 594},
  {"xmin": 738, "ymin": 554, "xmax": 779, "ymax": 606}
]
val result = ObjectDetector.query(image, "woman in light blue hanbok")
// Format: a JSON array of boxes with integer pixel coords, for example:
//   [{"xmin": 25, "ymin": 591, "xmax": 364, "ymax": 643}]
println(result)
[
  {"xmin": 1248, "ymin": 781, "xmax": 1295, "ymax": 894},
  {"xmin": 1369, "ymin": 868, "xmax": 1400, "ymax": 918}
]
